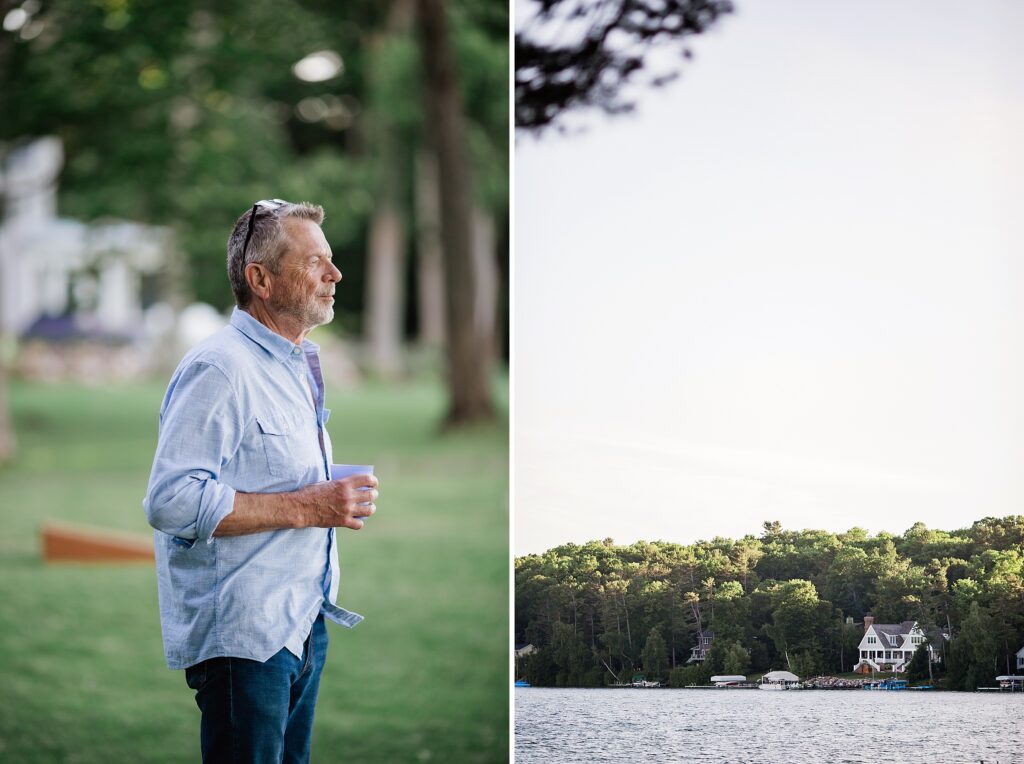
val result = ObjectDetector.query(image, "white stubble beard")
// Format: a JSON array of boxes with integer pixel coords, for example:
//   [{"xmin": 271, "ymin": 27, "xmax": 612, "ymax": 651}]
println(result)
[{"xmin": 271, "ymin": 288, "xmax": 334, "ymax": 332}]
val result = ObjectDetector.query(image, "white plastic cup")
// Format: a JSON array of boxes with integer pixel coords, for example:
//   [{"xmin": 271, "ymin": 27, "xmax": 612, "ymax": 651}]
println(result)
[
  {"xmin": 330, "ymin": 464, "xmax": 375, "ymax": 522},
  {"xmin": 330, "ymin": 464, "xmax": 374, "ymax": 481}
]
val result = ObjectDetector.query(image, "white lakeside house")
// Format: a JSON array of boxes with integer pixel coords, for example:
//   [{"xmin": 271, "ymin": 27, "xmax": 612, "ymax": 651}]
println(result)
[
  {"xmin": 1017, "ymin": 645, "xmax": 1024, "ymax": 671},
  {"xmin": 852, "ymin": 617, "xmax": 947, "ymax": 674}
]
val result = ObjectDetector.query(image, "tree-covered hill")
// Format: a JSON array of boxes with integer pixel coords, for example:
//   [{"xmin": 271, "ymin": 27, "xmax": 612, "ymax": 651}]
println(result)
[{"xmin": 514, "ymin": 517, "xmax": 1024, "ymax": 690}]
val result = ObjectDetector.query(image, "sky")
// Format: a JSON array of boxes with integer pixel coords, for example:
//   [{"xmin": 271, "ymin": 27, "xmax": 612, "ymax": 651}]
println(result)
[{"xmin": 514, "ymin": 0, "xmax": 1024, "ymax": 555}]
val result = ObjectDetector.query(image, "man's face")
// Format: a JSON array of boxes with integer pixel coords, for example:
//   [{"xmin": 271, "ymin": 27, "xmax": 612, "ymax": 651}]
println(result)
[{"xmin": 269, "ymin": 218, "xmax": 341, "ymax": 330}]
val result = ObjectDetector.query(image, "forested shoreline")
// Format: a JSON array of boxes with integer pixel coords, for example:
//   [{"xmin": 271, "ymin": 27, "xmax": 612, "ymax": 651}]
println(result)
[{"xmin": 515, "ymin": 517, "xmax": 1024, "ymax": 691}]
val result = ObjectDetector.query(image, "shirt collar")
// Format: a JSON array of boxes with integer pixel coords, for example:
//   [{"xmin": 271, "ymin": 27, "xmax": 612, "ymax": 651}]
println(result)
[{"xmin": 230, "ymin": 307, "xmax": 319, "ymax": 363}]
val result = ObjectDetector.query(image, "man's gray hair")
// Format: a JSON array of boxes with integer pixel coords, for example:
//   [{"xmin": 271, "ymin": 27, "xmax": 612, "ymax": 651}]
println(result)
[{"xmin": 226, "ymin": 201, "xmax": 325, "ymax": 307}]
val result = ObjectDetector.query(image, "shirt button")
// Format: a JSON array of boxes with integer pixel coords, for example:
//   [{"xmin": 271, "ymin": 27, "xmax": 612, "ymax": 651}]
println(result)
[{"xmin": 293, "ymin": 347, "xmax": 301, "ymax": 355}]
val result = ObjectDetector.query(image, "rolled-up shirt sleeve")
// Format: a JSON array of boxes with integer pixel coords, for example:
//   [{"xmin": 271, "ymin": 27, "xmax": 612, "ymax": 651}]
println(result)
[{"xmin": 143, "ymin": 361, "xmax": 243, "ymax": 541}]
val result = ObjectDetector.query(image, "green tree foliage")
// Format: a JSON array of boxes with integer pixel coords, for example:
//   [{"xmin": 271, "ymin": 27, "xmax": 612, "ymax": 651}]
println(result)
[
  {"xmin": 836, "ymin": 617, "xmax": 863, "ymax": 673},
  {"xmin": 1, "ymin": 0, "xmax": 508, "ymax": 323},
  {"xmin": 669, "ymin": 662, "xmax": 711, "ymax": 688},
  {"xmin": 709, "ymin": 580, "xmax": 749, "ymax": 643},
  {"xmin": 789, "ymin": 650, "xmax": 822, "ymax": 679},
  {"xmin": 519, "ymin": 647, "xmax": 558, "ymax": 687},
  {"xmin": 763, "ymin": 579, "xmax": 831, "ymax": 672},
  {"xmin": 946, "ymin": 602, "xmax": 998, "ymax": 691},
  {"xmin": 905, "ymin": 642, "xmax": 931, "ymax": 682},
  {"xmin": 515, "ymin": 517, "xmax": 1024, "ymax": 689},
  {"xmin": 4, "ymin": 1, "xmax": 366, "ymax": 307},
  {"xmin": 641, "ymin": 626, "xmax": 668, "ymax": 681},
  {"xmin": 550, "ymin": 621, "xmax": 591, "ymax": 687},
  {"xmin": 720, "ymin": 640, "xmax": 749, "ymax": 675}
]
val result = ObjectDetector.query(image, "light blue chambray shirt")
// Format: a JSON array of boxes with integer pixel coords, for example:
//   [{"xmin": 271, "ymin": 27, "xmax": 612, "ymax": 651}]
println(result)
[{"xmin": 143, "ymin": 307, "xmax": 362, "ymax": 670}]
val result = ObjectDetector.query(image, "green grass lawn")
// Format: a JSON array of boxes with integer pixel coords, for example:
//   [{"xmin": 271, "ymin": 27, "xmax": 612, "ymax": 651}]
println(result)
[{"xmin": 0, "ymin": 377, "xmax": 509, "ymax": 763}]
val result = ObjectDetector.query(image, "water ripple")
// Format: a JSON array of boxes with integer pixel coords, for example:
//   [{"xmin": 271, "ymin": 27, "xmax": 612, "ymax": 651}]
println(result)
[{"xmin": 515, "ymin": 688, "xmax": 1024, "ymax": 763}]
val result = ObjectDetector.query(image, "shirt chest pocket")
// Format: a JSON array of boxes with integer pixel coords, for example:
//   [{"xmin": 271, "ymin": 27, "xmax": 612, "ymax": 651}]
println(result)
[{"xmin": 256, "ymin": 411, "xmax": 309, "ymax": 478}]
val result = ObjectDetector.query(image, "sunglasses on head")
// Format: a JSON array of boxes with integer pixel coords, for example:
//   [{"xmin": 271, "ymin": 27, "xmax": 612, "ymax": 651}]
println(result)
[{"xmin": 241, "ymin": 198, "xmax": 290, "ymax": 261}]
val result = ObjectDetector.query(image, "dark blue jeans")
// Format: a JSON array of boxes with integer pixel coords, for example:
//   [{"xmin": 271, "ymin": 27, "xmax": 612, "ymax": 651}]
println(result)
[{"xmin": 185, "ymin": 615, "xmax": 328, "ymax": 763}]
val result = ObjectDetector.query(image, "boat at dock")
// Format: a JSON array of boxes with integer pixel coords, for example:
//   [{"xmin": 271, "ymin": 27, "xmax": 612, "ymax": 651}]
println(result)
[
  {"xmin": 609, "ymin": 674, "xmax": 661, "ymax": 688},
  {"xmin": 995, "ymin": 676, "xmax": 1024, "ymax": 691},
  {"xmin": 758, "ymin": 671, "xmax": 800, "ymax": 690},
  {"xmin": 710, "ymin": 675, "xmax": 748, "ymax": 687},
  {"xmin": 863, "ymin": 679, "xmax": 908, "ymax": 690}
]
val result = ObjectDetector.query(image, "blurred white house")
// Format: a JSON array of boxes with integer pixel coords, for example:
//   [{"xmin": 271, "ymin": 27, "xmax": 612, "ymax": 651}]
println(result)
[
  {"xmin": 0, "ymin": 136, "xmax": 359, "ymax": 385},
  {"xmin": 0, "ymin": 137, "xmax": 180, "ymax": 342}
]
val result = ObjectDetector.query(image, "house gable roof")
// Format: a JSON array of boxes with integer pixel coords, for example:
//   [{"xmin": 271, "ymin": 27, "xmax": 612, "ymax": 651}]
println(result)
[
  {"xmin": 862, "ymin": 620, "xmax": 949, "ymax": 649},
  {"xmin": 871, "ymin": 622, "xmax": 916, "ymax": 648},
  {"xmin": 857, "ymin": 620, "xmax": 951, "ymax": 675}
]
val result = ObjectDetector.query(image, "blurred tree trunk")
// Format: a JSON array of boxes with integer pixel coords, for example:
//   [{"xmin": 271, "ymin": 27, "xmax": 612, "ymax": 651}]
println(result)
[
  {"xmin": 364, "ymin": 193, "xmax": 406, "ymax": 377},
  {"xmin": 417, "ymin": 0, "xmax": 494, "ymax": 426},
  {"xmin": 472, "ymin": 205, "xmax": 498, "ymax": 362},
  {"xmin": 415, "ymin": 149, "xmax": 445, "ymax": 348},
  {"xmin": 364, "ymin": 0, "xmax": 412, "ymax": 379}
]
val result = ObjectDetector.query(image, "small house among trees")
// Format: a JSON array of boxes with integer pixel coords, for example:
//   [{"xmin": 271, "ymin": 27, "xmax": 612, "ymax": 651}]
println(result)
[
  {"xmin": 515, "ymin": 643, "xmax": 536, "ymax": 659},
  {"xmin": 687, "ymin": 630, "xmax": 714, "ymax": 663},
  {"xmin": 852, "ymin": 617, "xmax": 947, "ymax": 674},
  {"xmin": 1017, "ymin": 645, "xmax": 1024, "ymax": 671}
]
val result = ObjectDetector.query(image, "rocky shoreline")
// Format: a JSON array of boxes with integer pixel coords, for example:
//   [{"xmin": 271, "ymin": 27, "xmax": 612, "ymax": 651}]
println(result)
[{"xmin": 800, "ymin": 675, "xmax": 874, "ymax": 689}]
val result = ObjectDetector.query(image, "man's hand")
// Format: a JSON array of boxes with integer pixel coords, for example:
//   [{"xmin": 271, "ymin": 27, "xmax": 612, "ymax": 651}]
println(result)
[
  {"xmin": 303, "ymin": 474, "xmax": 379, "ymax": 530},
  {"xmin": 214, "ymin": 474, "xmax": 379, "ymax": 536}
]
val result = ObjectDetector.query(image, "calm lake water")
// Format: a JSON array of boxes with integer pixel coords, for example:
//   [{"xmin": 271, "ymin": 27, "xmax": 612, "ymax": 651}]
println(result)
[{"xmin": 515, "ymin": 688, "xmax": 1024, "ymax": 763}]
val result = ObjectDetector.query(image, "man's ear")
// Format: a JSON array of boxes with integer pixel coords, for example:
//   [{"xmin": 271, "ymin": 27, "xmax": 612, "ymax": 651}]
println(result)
[{"xmin": 245, "ymin": 262, "xmax": 273, "ymax": 301}]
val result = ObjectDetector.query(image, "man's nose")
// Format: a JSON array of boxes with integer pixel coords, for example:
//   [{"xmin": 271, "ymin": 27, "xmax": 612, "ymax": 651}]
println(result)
[{"xmin": 327, "ymin": 262, "xmax": 342, "ymax": 282}]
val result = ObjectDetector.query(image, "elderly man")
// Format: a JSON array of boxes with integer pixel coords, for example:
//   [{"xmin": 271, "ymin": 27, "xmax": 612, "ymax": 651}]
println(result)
[{"xmin": 143, "ymin": 199, "xmax": 378, "ymax": 762}]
